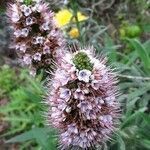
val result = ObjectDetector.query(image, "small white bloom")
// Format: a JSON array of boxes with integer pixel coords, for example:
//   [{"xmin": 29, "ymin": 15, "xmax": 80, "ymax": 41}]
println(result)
[
  {"xmin": 22, "ymin": 6, "xmax": 32, "ymax": 16},
  {"xmin": 16, "ymin": 43, "xmax": 27, "ymax": 52},
  {"xmin": 32, "ymin": 52, "xmax": 41, "ymax": 61},
  {"xmin": 65, "ymin": 106, "xmax": 71, "ymax": 113},
  {"xmin": 23, "ymin": 54, "xmax": 32, "ymax": 65},
  {"xmin": 41, "ymin": 23, "xmax": 50, "ymax": 31},
  {"xmin": 12, "ymin": 13, "xmax": 20, "ymax": 23},
  {"xmin": 60, "ymin": 88, "xmax": 71, "ymax": 102},
  {"xmin": 33, "ymin": 36, "xmax": 44, "ymax": 44},
  {"xmin": 26, "ymin": 17, "xmax": 33, "ymax": 25},
  {"xmin": 78, "ymin": 69, "xmax": 92, "ymax": 83},
  {"xmin": 14, "ymin": 30, "xmax": 21, "ymax": 37},
  {"xmin": 21, "ymin": 28, "xmax": 29, "ymax": 37}
]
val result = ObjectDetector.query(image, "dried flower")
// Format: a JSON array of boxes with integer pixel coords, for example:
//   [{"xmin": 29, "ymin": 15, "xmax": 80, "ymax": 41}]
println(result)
[
  {"xmin": 7, "ymin": 0, "xmax": 66, "ymax": 75},
  {"xmin": 46, "ymin": 46, "xmax": 121, "ymax": 149}
]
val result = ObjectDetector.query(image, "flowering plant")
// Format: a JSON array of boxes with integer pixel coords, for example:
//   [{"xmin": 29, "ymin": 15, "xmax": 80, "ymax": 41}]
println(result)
[
  {"xmin": 7, "ymin": 0, "xmax": 66, "ymax": 75},
  {"xmin": 46, "ymin": 46, "xmax": 120, "ymax": 149}
]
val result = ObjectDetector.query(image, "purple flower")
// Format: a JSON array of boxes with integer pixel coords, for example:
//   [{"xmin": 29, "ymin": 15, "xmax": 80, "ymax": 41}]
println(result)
[
  {"xmin": 59, "ymin": 88, "xmax": 71, "ymax": 102},
  {"xmin": 26, "ymin": 17, "xmax": 34, "ymax": 26},
  {"xmin": 45, "ymin": 46, "xmax": 121, "ymax": 149},
  {"xmin": 33, "ymin": 52, "xmax": 41, "ymax": 61},
  {"xmin": 7, "ymin": 0, "xmax": 66, "ymax": 75},
  {"xmin": 21, "ymin": 5, "xmax": 32, "ymax": 16},
  {"xmin": 23, "ymin": 54, "xmax": 32, "ymax": 65},
  {"xmin": 77, "ymin": 69, "xmax": 92, "ymax": 83},
  {"xmin": 41, "ymin": 22, "xmax": 50, "ymax": 31},
  {"xmin": 43, "ymin": 46, "xmax": 50, "ymax": 54},
  {"xmin": 16, "ymin": 43, "xmax": 27, "ymax": 53}
]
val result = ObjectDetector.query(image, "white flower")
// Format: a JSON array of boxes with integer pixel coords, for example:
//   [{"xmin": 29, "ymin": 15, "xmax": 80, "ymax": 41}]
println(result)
[
  {"xmin": 60, "ymin": 88, "xmax": 71, "ymax": 102},
  {"xmin": 41, "ymin": 23, "xmax": 50, "ymax": 30},
  {"xmin": 23, "ymin": 54, "xmax": 32, "ymax": 65},
  {"xmin": 77, "ymin": 69, "xmax": 92, "ymax": 83},
  {"xmin": 26, "ymin": 17, "xmax": 33, "ymax": 26},
  {"xmin": 14, "ymin": 30, "xmax": 21, "ymax": 37},
  {"xmin": 16, "ymin": 43, "xmax": 27, "ymax": 53},
  {"xmin": 65, "ymin": 106, "xmax": 71, "ymax": 113},
  {"xmin": 21, "ymin": 28, "xmax": 29, "ymax": 37},
  {"xmin": 91, "ymin": 80, "xmax": 100, "ymax": 90},
  {"xmin": 33, "ymin": 36, "xmax": 44, "ymax": 44},
  {"xmin": 22, "ymin": 6, "xmax": 32, "ymax": 17},
  {"xmin": 32, "ymin": 52, "xmax": 41, "ymax": 61},
  {"xmin": 12, "ymin": 12, "xmax": 20, "ymax": 23}
]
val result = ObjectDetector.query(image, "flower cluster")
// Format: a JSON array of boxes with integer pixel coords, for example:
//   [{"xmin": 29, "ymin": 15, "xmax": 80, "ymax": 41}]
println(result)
[
  {"xmin": 46, "ymin": 46, "xmax": 120, "ymax": 149},
  {"xmin": 7, "ymin": 0, "xmax": 66, "ymax": 75}
]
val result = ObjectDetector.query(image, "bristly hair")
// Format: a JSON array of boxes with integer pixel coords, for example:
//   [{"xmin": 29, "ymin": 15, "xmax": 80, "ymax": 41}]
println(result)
[
  {"xmin": 7, "ymin": 0, "xmax": 66, "ymax": 76},
  {"xmin": 45, "ymin": 45, "xmax": 121, "ymax": 149}
]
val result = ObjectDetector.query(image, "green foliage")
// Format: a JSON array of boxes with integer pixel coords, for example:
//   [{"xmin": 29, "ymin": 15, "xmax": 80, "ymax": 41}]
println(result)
[
  {"xmin": 0, "ymin": 65, "xmax": 17, "ymax": 98},
  {"xmin": 0, "ymin": 67, "xmax": 57, "ymax": 149},
  {"xmin": 6, "ymin": 127, "xmax": 57, "ymax": 150}
]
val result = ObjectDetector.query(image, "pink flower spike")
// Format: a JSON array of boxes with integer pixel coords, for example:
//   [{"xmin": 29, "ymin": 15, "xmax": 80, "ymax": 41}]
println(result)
[
  {"xmin": 7, "ymin": 0, "xmax": 66, "ymax": 75},
  {"xmin": 45, "ymin": 45, "xmax": 121, "ymax": 149}
]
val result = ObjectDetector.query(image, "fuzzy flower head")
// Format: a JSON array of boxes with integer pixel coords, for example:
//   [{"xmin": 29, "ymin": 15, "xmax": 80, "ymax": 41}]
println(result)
[
  {"xmin": 46, "ymin": 46, "xmax": 121, "ymax": 149},
  {"xmin": 7, "ymin": 0, "xmax": 66, "ymax": 75}
]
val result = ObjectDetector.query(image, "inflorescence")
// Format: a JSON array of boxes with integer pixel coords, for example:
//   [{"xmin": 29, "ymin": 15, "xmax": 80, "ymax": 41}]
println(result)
[
  {"xmin": 7, "ymin": 0, "xmax": 66, "ymax": 76},
  {"xmin": 46, "ymin": 46, "xmax": 121, "ymax": 149}
]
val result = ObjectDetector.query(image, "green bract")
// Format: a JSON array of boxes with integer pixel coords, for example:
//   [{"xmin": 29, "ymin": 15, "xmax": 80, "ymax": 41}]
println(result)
[
  {"xmin": 24, "ymin": 0, "xmax": 32, "ymax": 5},
  {"xmin": 73, "ymin": 52, "xmax": 94, "ymax": 71}
]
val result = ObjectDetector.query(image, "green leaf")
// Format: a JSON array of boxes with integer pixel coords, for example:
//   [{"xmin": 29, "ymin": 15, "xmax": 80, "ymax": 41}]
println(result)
[
  {"xmin": 6, "ymin": 127, "xmax": 57, "ymax": 150},
  {"xmin": 104, "ymin": 34, "xmax": 117, "ymax": 62},
  {"xmin": 121, "ymin": 107, "xmax": 147, "ymax": 129},
  {"xmin": 140, "ymin": 139, "xmax": 150, "ymax": 149},
  {"xmin": 117, "ymin": 134, "xmax": 126, "ymax": 150},
  {"xmin": 125, "ymin": 38, "xmax": 150, "ymax": 70}
]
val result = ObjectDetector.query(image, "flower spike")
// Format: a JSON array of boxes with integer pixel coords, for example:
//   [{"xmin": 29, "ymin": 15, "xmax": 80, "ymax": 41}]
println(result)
[
  {"xmin": 45, "ymin": 45, "xmax": 121, "ymax": 149},
  {"xmin": 7, "ymin": 0, "xmax": 66, "ymax": 76}
]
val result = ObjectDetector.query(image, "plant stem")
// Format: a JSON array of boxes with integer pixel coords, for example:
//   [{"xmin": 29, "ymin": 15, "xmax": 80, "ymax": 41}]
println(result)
[
  {"xmin": 116, "ymin": 74, "xmax": 150, "ymax": 80},
  {"xmin": 71, "ymin": 0, "xmax": 83, "ymax": 43}
]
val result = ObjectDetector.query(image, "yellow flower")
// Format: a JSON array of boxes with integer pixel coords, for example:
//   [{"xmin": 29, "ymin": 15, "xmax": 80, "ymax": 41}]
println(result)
[
  {"xmin": 55, "ymin": 9, "xmax": 88, "ymax": 28},
  {"xmin": 69, "ymin": 28, "xmax": 79, "ymax": 38},
  {"xmin": 76, "ymin": 12, "xmax": 88, "ymax": 22},
  {"xmin": 55, "ymin": 9, "xmax": 72, "ymax": 27}
]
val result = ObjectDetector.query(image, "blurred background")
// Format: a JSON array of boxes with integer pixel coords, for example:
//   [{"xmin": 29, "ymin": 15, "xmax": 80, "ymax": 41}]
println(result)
[{"xmin": 0, "ymin": 0, "xmax": 150, "ymax": 149}]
